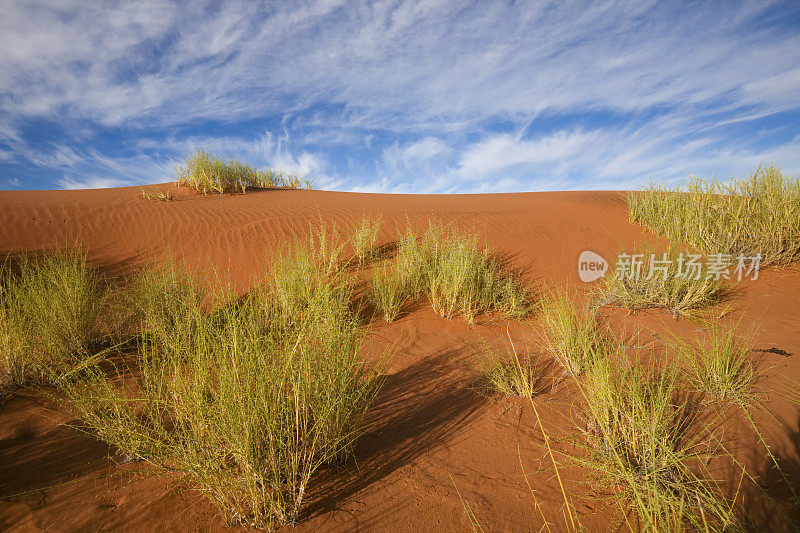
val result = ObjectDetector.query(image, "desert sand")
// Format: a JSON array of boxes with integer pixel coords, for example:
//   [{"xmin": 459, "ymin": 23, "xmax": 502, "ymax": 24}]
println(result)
[{"xmin": 1, "ymin": 185, "xmax": 799, "ymax": 531}]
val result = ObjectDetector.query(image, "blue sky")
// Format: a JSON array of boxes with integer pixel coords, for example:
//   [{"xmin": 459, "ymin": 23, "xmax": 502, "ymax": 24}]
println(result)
[{"xmin": 1, "ymin": 0, "xmax": 799, "ymax": 193}]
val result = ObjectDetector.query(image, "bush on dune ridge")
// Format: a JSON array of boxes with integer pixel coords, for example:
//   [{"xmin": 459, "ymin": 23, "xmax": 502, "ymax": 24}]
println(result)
[
  {"xmin": 177, "ymin": 149, "xmax": 312, "ymax": 194},
  {"xmin": 629, "ymin": 165, "xmax": 800, "ymax": 266}
]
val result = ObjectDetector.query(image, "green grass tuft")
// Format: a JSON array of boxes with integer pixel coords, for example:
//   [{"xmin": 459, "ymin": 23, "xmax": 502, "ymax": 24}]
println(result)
[
  {"xmin": 176, "ymin": 149, "xmax": 312, "ymax": 194},
  {"xmin": 393, "ymin": 224, "xmax": 429, "ymax": 297},
  {"xmin": 140, "ymin": 185, "xmax": 174, "ymax": 201},
  {"xmin": 541, "ymin": 292, "xmax": 615, "ymax": 376},
  {"xmin": 478, "ymin": 337, "xmax": 548, "ymax": 399},
  {"xmin": 370, "ymin": 263, "xmax": 410, "ymax": 323},
  {"xmin": 578, "ymin": 355, "xmax": 740, "ymax": 531},
  {"xmin": 59, "ymin": 247, "xmax": 382, "ymax": 528},
  {"xmin": 629, "ymin": 164, "xmax": 800, "ymax": 266},
  {"xmin": 271, "ymin": 226, "xmax": 349, "ymax": 324},
  {"xmin": 351, "ymin": 216, "xmax": 382, "ymax": 264},
  {"xmin": 597, "ymin": 246, "xmax": 728, "ymax": 317},
  {"xmin": 0, "ymin": 251, "xmax": 109, "ymax": 387},
  {"xmin": 393, "ymin": 222, "xmax": 530, "ymax": 323},
  {"xmin": 671, "ymin": 324, "xmax": 759, "ymax": 404}
]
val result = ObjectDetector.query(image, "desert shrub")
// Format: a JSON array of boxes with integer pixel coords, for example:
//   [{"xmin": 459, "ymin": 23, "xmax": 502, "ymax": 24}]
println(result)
[
  {"xmin": 578, "ymin": 356, "xmax": 739, "ymax": 531},
  {"xmin": 271, "ymin": 222, "xmax": 350, "ymax": 322},
  {"xmin": 629, "ymin": 165, "xmax": 800, "ymax": 266},
  {"xmin": 541, "ymin": 292, "xmax": 615, "ymax": 376},
  {"xmin": 61, "ymin": 252, "xmax": 382, "ymax": 528},
  {"xmin": 597, "ymin": 246, "xmax": 728, "ymax": 316},
  {"xmin": 307, "ymin": 221, "xmax": 346, "ymax": 277},
  {"xmin": 140, "ymin": 186, "xmax": 174, "ymax": 201},
  {"xmin": 394, "ymin": 225, "xmax": 429, "ymax": 296},
  {"xmin": 0, "ymin": 251, "xmax": 109, "ymax": 386},
  {"xmin": 351, "ymin": 216, "xmax": 382, "ymax": 264},
  {"xmin": 392, "ymin": 222, "xmax": 530, "ymax": 323},
  {"xmin": 478, "ymin": 338, "xmax": 547, "ymax": 399},
  {"xmin": 176, "ymin": 149, "xmax": 311, "ymax": 194},
  {"xmin": 494, "ymin": 275, "xmax": 531, "ymax": 320},
  {"xmin": 370, "ymin": 264, "xmax": 410, "ymax": 323},
  {"xmin": 670, "ymin": 325, "xmax": 758, "ymax": 404}
]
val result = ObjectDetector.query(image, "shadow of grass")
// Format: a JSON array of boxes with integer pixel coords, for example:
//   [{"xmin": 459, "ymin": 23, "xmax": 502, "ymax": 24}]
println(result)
[
  {"xmin": 0, "ymin": 394, "xmax": 113, "ymax": 502},
  {"xmin": 302, "ymin": 350, "xmax": 488, "ymax": 526}
]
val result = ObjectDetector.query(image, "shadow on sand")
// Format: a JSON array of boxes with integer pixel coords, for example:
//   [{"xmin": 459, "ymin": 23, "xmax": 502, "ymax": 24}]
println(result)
[{"xmin": 302, "ymin": 349, "xmax": 488, "ymax": 527}]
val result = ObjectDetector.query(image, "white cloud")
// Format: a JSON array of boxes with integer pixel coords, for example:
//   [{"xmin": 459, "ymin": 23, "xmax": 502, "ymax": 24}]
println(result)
[
  {"xmin": 0, "ymin": 0, "xmax": 798, "ymax": 192},
  {"xmin": 2, "ymin": 1, "xmax": 797, "ymax": 129},
  {"xmin": 401, "ymin": 137, "xmax": 449, "ymax": 163},
  {"xmin": 383, "ymin": 136, "xmax": 450, "ymax": 169},
  {"xmin": 58, "ymin": 176, "xmax": 135, "ymax": 190},
  {"xmin": 457, "ymin": 131, "xmax": 597, "ymax": 178}
]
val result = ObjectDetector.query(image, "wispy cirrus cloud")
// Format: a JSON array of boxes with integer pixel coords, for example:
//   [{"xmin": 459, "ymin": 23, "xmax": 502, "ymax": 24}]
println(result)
[{"xmin": 0, "ymin": 0, "xmax": 798, "ymax": 192}]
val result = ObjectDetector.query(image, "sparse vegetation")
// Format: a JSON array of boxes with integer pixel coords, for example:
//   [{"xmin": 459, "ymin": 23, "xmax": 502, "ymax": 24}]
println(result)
[
  {"xmin": 0, "ymin": 251, "xmax": 109, "ymax": 387},
  {"xmin": 140, "ymin": 185, "xmax": 174, "ymax": 201},
  {"xmin": 479, "ymin": 337, "xmax": 547, "ymax": 398},
  {"xmin": 177, "ymin": 149, "xmax": 312, "ymax": 194},
  {"xmin": 671, "ymin": 324, "xmax": 759, "ymax": 404},
  {"xmin": 351, "ymin": 216, "xmax": 382, "ymax": 264},
  {"xmin": 392, "ymin": 222, "xmax": 530, "ymax": 323},
  {"xmin": 370, "ymin": 263, "xmax": 410, "ymax": 322},
  {"xmin": 541, "ymin": 292, "xmax": 614, "ymax": 376},
  {"xmin": 59, "ymin": 246, "xmax": 382, "ymax": 528},
  {"xmin": 393, "ymin": 224, "xmax": 429, "ymax": 296},
  {"xmin": 629, "ymin": 165, "xmax": 800, "ymax": 266},
  {"xmin": 4, "ymin": 196, "xmax": 797, "ymax": 531},
  {"xmin": 577, "ymin": 355, "xmax": 739, "ymax": 531},
  {"xmin": 271, "ymin": 224, "xmax": 349, "ymax": 322},
  {"xmin": 369, "ymin": 222, "xmax": 530, "ymax": 323},
  {"xmin": 665, "ymin": 324, "xmax": 798, "ymax": 508},
  {"xmin": 597, "ymin": 246, "xmax": 728, "ymax": 316}
]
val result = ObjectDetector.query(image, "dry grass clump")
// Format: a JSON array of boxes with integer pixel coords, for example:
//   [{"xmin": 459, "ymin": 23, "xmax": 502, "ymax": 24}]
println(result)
[
  {"xmin": 271, "ymin": 223, "xmax": 350, "ymax": 322},
  {"xmin": 307, "ymin": 221, "xmax": 346, "ymax": 277},
  {"xmin": 670, "ymin": 325, "xmax": 759, "ymax": 404},
  {"xmin": 139, "ymin": 186, "xmax": 174, "ymax": 202},
  {"xmin": 0, "ymin": 252, "xmax": 109, "ymax": 387},
  {"xmin": 60, "ymin": 245, "xmax": 382, "ymax": 528},
  {"xmin": 479, "ymin": 338, "xmax": 548, "ymax": 399},
  {"xmin": 597, "ymin": 247, "xmax": 728, "ymax": 317},
  {"xmin": 392, "ymin": 224, "xmax": 431, "ymax": 296},
  {"xmin": 351, "ymin": 216, "xmax": 382, "ymax": 264},
  {"xmin": 370, "ymin": 263, "xmax": 411, "ymax": 323},
  {"xmin": 388, "ymin": 222, "xmax": 530, "ymax": 323},
  {"xmin": 177, "ymin": 149, "xmax": 311, "ymax": 194},
  {"xmin": 578, "ymin": 356, "xmax": 739, "ymax": 531},
  {"xmin": 541, "ymin": 292, "xmax": 615, "ymax": 376},
  {"xmin": 629, "ymin": 165, "xmax": 800, "ymax": 266}
]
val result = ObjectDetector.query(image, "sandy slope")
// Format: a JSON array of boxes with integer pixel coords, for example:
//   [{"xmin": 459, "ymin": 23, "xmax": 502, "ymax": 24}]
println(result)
[{"xmin": 1, "ymin": 185, "xmax": 798, "ymax": 531}]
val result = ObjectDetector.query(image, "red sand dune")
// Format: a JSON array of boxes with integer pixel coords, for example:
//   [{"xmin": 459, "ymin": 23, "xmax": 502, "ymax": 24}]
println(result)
[{"xmin": 1, "ymin": 185, "xmax": 799, "ymax": 531}]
